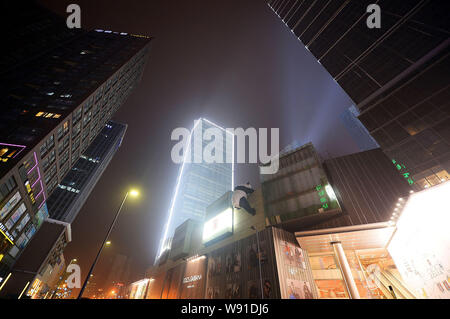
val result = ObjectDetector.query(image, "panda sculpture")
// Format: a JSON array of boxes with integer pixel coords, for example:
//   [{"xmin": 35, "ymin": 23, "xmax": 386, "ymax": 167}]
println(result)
[{"xmin": 232, "ymin": 182, "xmax": 256, "ymax": 215}]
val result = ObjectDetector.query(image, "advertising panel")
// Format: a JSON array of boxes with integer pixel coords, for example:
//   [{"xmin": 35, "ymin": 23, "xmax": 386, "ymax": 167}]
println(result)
[
  {"xmin": 179, "ymin": 256, "xmax": 207, "ymax": 298},
  {"xmin": 0, "ymin": 191, "xmax": 21, "ymax": 220},
  {"xmin": 129, "ymin": 279, "xmax": 149, "ymax": 299},
  {"xmin": 272, "ymin": 227, "xmax": 317, "ymax": 299},
  {"xmin": 285, "ymin": 279, "xmax": 313, "ymax": 299},
  {"xmin": 388, "ymin": 182, "xmax": 450, "ymax": 299},
  {"xmin": 203, "ymin": 208, "xmax": 233, "ymax": 245}
]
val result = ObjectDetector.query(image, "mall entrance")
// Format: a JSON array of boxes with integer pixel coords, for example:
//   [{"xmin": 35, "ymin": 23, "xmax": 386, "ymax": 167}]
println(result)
[{"xmin": 296, "ymin": 223, "xmax": 417, "ymax": 299}]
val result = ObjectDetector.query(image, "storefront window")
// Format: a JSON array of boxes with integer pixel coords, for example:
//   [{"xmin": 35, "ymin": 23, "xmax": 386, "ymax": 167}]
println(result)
[
  {"xmin": 309, "ymin": 253, "xmax": 349, "ymax": 299},
  {"xmin": 357, "ymin": 249, "xmax": 417, "ymax": 299}
]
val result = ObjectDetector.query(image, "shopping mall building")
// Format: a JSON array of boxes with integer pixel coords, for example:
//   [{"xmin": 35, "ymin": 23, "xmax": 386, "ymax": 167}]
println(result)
[{"xmin": 129, "ymin": 145, "xmax": 449, "ymax": 299}]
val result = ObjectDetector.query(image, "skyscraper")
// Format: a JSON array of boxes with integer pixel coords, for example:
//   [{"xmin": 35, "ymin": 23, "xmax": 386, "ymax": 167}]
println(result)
[
  {"xmin": 46, "ymin": 121, "xmax": 127, "ymax": 223},
  {"xmin": 0, "ymin": 121, "xmax": 129, "ymax": 297},
  {"xmin": 268, "ymin": 0, "xmax": 450, "ymax": 189},
  {"xmin": 0, "ymin": 2, "xmax": 151, "ymax": 277},
  {"xmin": 157, "ymin": 118, "xmax": 234, "ymax": 259}
]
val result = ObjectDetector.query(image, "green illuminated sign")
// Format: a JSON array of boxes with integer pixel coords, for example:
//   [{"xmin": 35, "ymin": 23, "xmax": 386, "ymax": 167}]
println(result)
[
  {"xmin": 315, "ymin": 184, "xmax": 329, "ymax": 210},
  {"xmin": 392, "ymin": 159, "xmax": 414, "ymax": 185}
]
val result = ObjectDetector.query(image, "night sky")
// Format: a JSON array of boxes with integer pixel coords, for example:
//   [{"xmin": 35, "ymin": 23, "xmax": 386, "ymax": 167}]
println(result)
[{"xmin": 39, "ymin": 0, "xmax": 358, "ymax": 291}]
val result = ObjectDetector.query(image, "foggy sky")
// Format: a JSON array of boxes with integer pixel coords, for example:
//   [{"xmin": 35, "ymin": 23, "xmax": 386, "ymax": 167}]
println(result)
[{"xmin": 39, "ymin": 0, "xmax": 358, "ymax": 291}]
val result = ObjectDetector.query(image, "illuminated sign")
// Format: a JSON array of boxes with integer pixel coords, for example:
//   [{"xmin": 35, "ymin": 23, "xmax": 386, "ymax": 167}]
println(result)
[
  {"xmin": 180, "ymin": 255, "xmax": 207, "ymax": 298},
  {"xmin": 388, "ymin": 182, "xmax": 450, "ymax": 299},
  {"xmin": 315, "ymin": 184, "xmax": 335, "ymax": 210},
  {"xmin": 183, "ymin": 275, "xmax": 202, "ymax": 284},
  {"xmin": 0, "ymin": 191, "xmax": 22, "ymax": 220},
  {"xmin": 0, "ymin": 222, "xmax": 14, "ymax": 244},
  {"xmin": 202, "ymin": 208, "xmax": 233, "ymax": 244},
  {"xmin": 27, "ymin": 278, "xmax": 43, "ymax": 299},
  {"xmin": 0, "ymin": 143, "xmax": 26, "ymax": 163},
  {"xmin": 129, "ymin": 279, "xmax": 149, "ymax": 299},
  {"xmin": 392, "ymin": 159, "xmax": 414, "ymax": 185}
]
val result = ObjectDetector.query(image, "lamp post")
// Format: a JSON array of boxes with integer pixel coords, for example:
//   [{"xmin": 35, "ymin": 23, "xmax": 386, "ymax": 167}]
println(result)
[
  {"xmin": 78, "ymin": 189, "xmax": 139, "ymax": 299},
  {"xmin": 250, "ymin": 226, "xmax": 264, "ymax": 299}
]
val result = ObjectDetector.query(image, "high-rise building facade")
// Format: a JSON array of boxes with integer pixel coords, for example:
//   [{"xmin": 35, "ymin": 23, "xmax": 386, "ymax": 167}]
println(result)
[
  {"xmin": 260, "ymin": 142, "xmax": 341, "ymax": 232},
  {"xmin": 0, "ymin": 3, "xmax": 151, "ymax": 277},
  {"xmin": 46, "ymin": 121, "xmax": 127, "ymax": 223},
  {"xmin": 307, "ymin": 147, "xmax": 413, "ymax": 230},
  {"xmin": 158, "ymin": 118, "xmax": 234, "ymax": 259},
  {"xmin": 0, "ymin": 121, "xmax": 128, "ymax": 297},
  {"xmin": 268, "ymin": 0, "xmax": 450, "ymax": 189}
]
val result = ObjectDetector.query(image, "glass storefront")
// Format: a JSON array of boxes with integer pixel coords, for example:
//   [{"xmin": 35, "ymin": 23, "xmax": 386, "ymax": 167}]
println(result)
[
  {"xmin": 309, "ymin": 253, "xmax": 349, "ymax": 299},
  {"xmin": 297, "ymin": 226, "xmax": 418, "ymax": 299}
]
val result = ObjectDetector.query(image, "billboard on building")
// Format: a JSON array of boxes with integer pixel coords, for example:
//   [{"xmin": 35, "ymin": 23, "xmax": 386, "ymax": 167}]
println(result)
[
  {"xmin": 129, "ymin": 279, "xmax": 150, "ymax": 299},
  {"xmin": 205, "ymin": 227, "xmax": 280, "ymax": 299},
  {"xmin": 271, "ymin": 227, "xmax": 317, "ymax": 299},
  {"xmin": 388, "ymin": 182, "xmax": 450, "ymax": 299},
  {"xmin": 179, "ymin": 255, "xmax": 207, "ymax": 299},
  {"xmin": 203, "ymin": 192, "xmax": 234, "ymax": 245}
]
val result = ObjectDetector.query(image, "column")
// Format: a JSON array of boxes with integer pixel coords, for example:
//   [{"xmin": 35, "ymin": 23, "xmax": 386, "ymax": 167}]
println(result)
[{"xmin": 331, "ymin": 241, "xmax": 361, "ymax": 299}]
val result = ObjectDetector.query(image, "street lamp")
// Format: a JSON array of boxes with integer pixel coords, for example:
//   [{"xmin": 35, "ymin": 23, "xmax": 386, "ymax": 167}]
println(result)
[{"xmin": 77, "ymin": 188, "xmax": 139, "ymax": 299}]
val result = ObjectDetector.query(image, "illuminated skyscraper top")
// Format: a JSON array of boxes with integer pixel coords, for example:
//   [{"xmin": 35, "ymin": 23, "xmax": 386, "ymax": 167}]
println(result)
[{"xmin": 158, "ymin": 118, "xmax": 234, "ymax": 258}]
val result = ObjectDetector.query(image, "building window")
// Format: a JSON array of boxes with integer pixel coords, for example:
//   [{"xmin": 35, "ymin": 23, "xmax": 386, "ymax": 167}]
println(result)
[
  {"xmin": 73, "ymin": 122, "xmax": 81, "ymax": 138},
  {"xmin": 40, "ymin": 143, "xmax": 47, "ymax": 158},
  {"xmin": 35, "ymin": 112, "xmax": 61, "ymax": 119},
  {"xmin": 57, "ymin": 121, "xmax": 70, "ymax": 141},
  {"xmin": 0, "ymin": 175, "xmax": 17, "ymax": 204}
]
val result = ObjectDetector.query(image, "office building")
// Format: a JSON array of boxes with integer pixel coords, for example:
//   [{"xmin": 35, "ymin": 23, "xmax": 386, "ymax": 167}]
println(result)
[
  {"xmin": 260, "ymin": 142, "xmax": 341, "ymax": 232},
  {"xmin": 307, "ymin": 147, "xmax": 413, "ymax": 230},
  {"xmin": 157, "ymin": 118, "xmax": 234, "ymax": 259},
  {"xmin": 0, "ymin": 121, "xmax": 127, "ymax": 297},
  {"xmin": 268, "ymin": 0, "xmax": 450, "ymax": 189},
  {"xmin": 46, "ymin": 121, "xmax": 127, "ymax": 222},
  {"xmin": 0, "ymin": 2, "xmax": 151, "ymax": 278}
]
